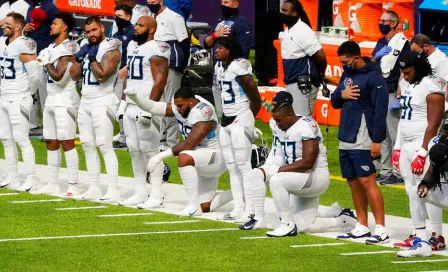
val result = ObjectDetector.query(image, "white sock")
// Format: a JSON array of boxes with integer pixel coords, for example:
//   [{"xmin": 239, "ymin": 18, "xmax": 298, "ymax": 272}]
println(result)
[
  {"xmin": 228, "ymin": 163, "xmax": 245, "ymax": 212},
  {"xmin": 270, "ymin": 178, "xmax": 293, "ymax": 224},
  {"xmin": 135, "ymin": 177, "xmax": 148, "ymax": 198},
  {"xmin": 301, "ymin": 218, "xmax": 340, "ymax": 233},
  {"xmin": 64, "ymin": 148, "xmax": 79, "ymax": 185},
  {"xmin": 130, "ymin": 150, "xmax": 147, "ymax": 196},
  {"xmin": 210, "ymin": 191, "xmax": 233, "ymax": 212},
  {"xmin": 426, "ymin": 202, "xmax": 443, "ymax": 237},
  {"xmin": 47, "ymin": 149, "xmax": 61, "ymax": 185},
  {"xmin": 2, "ymin": 139, "xmax": 19, "ymax": 180},
  {"xmin": 82, "ymin": 143, "xmax": 100, "ymax": 186},
  {"xmin": 16, "ymin": 138, "xmax": 35, "ymax": 176},
  {"xmin": 179, "ymin": 165, "xmax": 199, "ymax": 207},
  {"xmin": 145, "ymin": 151, "xmax": 164, "ymax": 198},
  {"xmin": 416, "ymin": 228, "xmax": 429, "ymax": 241},
  {"xmin": 251, "ymin": 168, "xmax": 266, "ymax": 221},
  {"xmin": 99, "ymin": 145, "xmax": 118, "ymax": 186},
  {"xmin": 239, "ymin": 162, "xmax": 254, "ymax": 214}
]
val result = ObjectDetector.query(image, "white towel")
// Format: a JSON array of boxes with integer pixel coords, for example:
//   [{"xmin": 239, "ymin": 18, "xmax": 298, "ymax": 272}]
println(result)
[{"xmin": 380, "ymin": 32, "xmax": 408, "ymax": 78}]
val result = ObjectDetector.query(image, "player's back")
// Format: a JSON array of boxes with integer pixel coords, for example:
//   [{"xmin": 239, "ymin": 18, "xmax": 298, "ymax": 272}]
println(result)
[
  {"xmin": 0, "ymin": 36, "xmax": 36, "ymax": 101},
  {"xmin": 399, "ymin": 76, "xmax": 445, "ymax": 140},
  {"xmin": 215, "ymin": 58, "xmax": 252, "ymax": 117},
  {"xmin": 126, "ymin": 40, "xmax": 170, "ymax": 104},
  {"xmin": 172, "ymin": 95, "xmax": 220, "ymax": 149},
  {"xmin": 81, "ymin": 38, "xmax": 121, "ymax": 103}
]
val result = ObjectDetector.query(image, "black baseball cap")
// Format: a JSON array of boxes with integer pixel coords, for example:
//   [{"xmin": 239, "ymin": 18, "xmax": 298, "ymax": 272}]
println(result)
[
  {"xmin": 429, "ymin": 143, "xmax": 448, "ymax": 171},
  {"xmin": 272, "ymin": 91, "xmax": 293, "ymax": 111},
  {"xmin": 398, "ymin": 50, "xmax": 423, "ymax": 69}
]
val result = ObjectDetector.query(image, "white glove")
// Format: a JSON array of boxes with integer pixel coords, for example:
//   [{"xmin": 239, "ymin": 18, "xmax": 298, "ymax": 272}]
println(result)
[
  {"xmin": 116, "ymin": 100, "xmax": 128, "ymax": 121},
  {"xmin": 253, "ymin": 127, "xmax": 263, "ymax": 140},
  {"xmin": 124, "ymin": 87, "xmax": 137, "ymax": 100},
  {"xmin": 37, "ymin": 53, "xmax": 50, "ymax": 66},
  {"xmin": 147, "ymin": 156, "xmax": 162, "ymax": 173},
  {"xmin": 137, "ymin": 111, "xmax": 152, "ymax": 125},
  {"xmin": 267, "ymin": 165, "xmax": 280, "ymax": 177}
]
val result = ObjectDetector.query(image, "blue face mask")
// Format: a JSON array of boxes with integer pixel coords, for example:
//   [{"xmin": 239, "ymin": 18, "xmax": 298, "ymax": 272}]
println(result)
[{"xmin": 343, "ymin": 58, "xmax": 357, "ymax": 73}]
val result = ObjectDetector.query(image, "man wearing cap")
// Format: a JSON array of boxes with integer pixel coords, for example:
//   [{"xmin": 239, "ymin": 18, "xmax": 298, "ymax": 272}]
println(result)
[
  {"xmin": 239, "ymin": 91, "xmax": 357, "ymax": 237},
  {"xmin": 331, "ymin": 41, "xmax": 390, "ymax": 244},
  {"xmin": 392, "ymin": 50, "xmax": 445, "ymax": 252},
  {"xmin": 397, "ymin": 134, "xmax": 448, "ymax": 257}
]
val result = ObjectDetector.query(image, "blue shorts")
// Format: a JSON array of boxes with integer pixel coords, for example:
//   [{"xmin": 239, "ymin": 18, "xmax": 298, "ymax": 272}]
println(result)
[{"xmin": 339, "ymin": 149, "xmax": 376, "ymax": 179}]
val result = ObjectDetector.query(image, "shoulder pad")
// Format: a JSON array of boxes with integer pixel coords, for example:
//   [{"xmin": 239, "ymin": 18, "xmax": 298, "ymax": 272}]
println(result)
[
  {"xmin": 228, "ymin": 58, "xmax": 252, "ymax": 76},
  {"xmin": 19, "ymin": 37, "xmax": 37, "ymax": 54},
  {"xmin": 105, "ymin": 38, "xmax": 122, "ymax": 51},
  {"xmin": 152, "ymin": 40, "xmax": 171, "ymax": 59}
]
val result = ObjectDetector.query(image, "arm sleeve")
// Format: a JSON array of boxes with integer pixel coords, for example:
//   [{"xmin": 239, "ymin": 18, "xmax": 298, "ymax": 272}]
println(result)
[
  {"xmin": 394, "ymin": 122, "xmax": 402, "ymax": 150},
  {"xmin": 24, "ymin": 60, "xmax": 39, "ymax": 95},
  {"xmin": 234, "ymin": 20, "xmax": 252, "ymax": 59},
  {"xmin": 180, "ymin": 38, "xmax": 190, "ymax": 69},
  {"xmin": 370, "ymin": 73, "xmax": 389, "ymax": 143}
]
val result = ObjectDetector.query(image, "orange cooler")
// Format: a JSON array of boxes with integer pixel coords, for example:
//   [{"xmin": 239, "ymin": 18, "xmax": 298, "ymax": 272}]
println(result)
[
  {"xmin": 349, "ymin": 0, "xmax": 383, "ymax": 42},
  {"xmin": 333, "ymin": 0, "xmax": 350, "ymax": 27},
  {"xmin": 301, "ymin": 0, "xmax": 319, "ymax": 31},
  {"xmin": 383, "ymin": 0, "xmax": 414, "ymax": 39}
]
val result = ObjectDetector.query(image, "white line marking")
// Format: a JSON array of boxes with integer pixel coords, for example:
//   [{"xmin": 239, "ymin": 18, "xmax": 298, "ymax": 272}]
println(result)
[
  {"xmin": 55, "ymin": 206, "xmax": 108, "ymax": 211},
  {"xmin": 143, "ymin": 220, "xmax": 200, "ymax": 225},
  {"xmin": 0, "ymin": 228, "xmax": 239, "ymax": 242},
  {"xmin": 10, "ymin": 199, "xmax": 64, "ymax": 204},
  {"xmin": 240, "ymin": 236, "xmax": 271, "ymax": 240},
  {"xmin": 418, "ymin": 270, "xmax": 448, "ymax": 272},
  {"xmin": 98, "ymin": 213, "xmax": 153, "ymax": 218},
  {"xmin": 290, "ymin": 243, "xmax": 346, "ymax": 248},
  {"xmin": 340, "ymin": 250, "xmax": 396, "ymax": 256},
  {"xmin": 0, "ymin": 193, "xmax": 19, "ymax": 196},
  {"xmin": 392, "ymin": 259, "xmax": 448, "ymax": 264}
]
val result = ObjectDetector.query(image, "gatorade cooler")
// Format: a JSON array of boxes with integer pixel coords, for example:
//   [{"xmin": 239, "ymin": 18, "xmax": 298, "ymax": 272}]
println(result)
[
  {"xmin": 273, "ymin": 39, "xmax": 286, "ymax": 87},
  {"xmin": 348, "ymin": 0, "xmax": 383, "ymax": 42},
  {"xmin": 333, "ymin": 0, "xmax": 350, "ymax": 27},
  {"xmin": 384, "ymin": 0, "xmax": 414, "ymax": 39},
  {"xmin": 301, "ymin": 0, "xmax": 319, "ymax": 30}
]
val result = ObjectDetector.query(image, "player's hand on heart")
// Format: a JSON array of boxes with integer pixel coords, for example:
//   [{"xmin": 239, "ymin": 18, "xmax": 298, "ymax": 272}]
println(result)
[
  {"xmin": 147, "ymin": 156, "xmax": 162, "ymax": 173},
  {"xmin": 341, "ymin": 83, "xmax": 360, "ymax": 100},
  {"xmin": 216, "ymin": 25, "xmax": 231, "ymax": 38},
  {"xmin": 75, "ymin": 44, "xmax": 91, "ymax": 63}
]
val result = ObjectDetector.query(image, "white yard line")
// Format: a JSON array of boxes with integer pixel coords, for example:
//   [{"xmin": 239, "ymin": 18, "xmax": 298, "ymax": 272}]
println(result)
[
  {"xmin": 240, "ymin": 236, "xmax": 271, "ymax": 240},
  {"xmin": 340, "ymin": 250, "xmax": 397, "ymax": 256},
  {"xmin": 98, "ymin": 213, "xmax": 153, "ymax": 218},
  {"xmin": 392, "ymin": 259, "xmax": 448, "ymax": 264},
  {"xmin": 55, "ymin": 206, "xmax": 108, "ymax": 211},
  {"xmin": 0, "ymin": 193, "xmax": 19, "ymax": 196},
  {"xmin": 0, "ymin": 228, "xmax": 239, "ymax": 242},
  {"xmin": 143, "ymin": 220, "xmax": 200, "ymax": 225},
  {"xmin": 290, "ymin": 243, "xmax": 346, "ymax": 248},
  {"xmin": 10, "ymin": 199, "xmax": 64, "ymax": 204}
]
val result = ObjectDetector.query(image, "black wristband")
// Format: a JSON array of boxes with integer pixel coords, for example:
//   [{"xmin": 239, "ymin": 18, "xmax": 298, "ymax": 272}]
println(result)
[
  {"xmin": 75, "ymin": 56, "xmax": 83, "ymax": 63},
  {"xmin": 88, "ymin": 55, "xmax": 97, "ymax": 63}
]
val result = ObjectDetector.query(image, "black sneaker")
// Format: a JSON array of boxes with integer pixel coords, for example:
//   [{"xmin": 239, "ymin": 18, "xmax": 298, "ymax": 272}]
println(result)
[
  {"xmin": 380, "ymin": 174, "xmax": 404, "ymax": 185},
  {"xmin": 29, "ymin": 127, "xmax": 43, "ymax": 137},
  {"xmin": 376, "ymin": 174, "xmax": 390, "ymax": 183}
]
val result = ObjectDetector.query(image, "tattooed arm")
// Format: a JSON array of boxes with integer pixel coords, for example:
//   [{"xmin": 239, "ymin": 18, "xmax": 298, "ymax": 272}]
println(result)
[
  {"xmin": 90, "ymin": 49, "xmax": 121, "ymax": 83},
  {"xmin": 45, "ymin": 56, "xmax": 72, "ymax": 81},
  {"xmin": 149, "ymin": 56, "xmax": 169, "ymax": 101},
  {"xmin": 70, "ymin": 61, "xmax": 83, "ymax": 81}
]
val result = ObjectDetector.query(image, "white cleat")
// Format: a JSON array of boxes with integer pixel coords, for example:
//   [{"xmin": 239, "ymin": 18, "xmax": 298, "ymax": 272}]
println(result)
[
  {"xmin": 118, "ymin": 195, "xmax": 149, "ymax": 207},
  {"xmin": 62, "ymin": 184, "xmax": 81, "ymax": 199},
  {"xmin": 266, "ymin": 222, "xmax": 298, "ymax": 237},
  {"xmin": 30, "ymin": 183, "xmax": 60, "ymax": 196},
  {"xmin": 176, "ymin": 205, "xmax": 203, "ymax": 217},
  {"xmin": 0, "ymin": 175, "xmax": 21, "ymax": 190},
  {"xmin": 17, "ymin": 176, "xmax": 37, "ymax": 192},
  {"xmin": 136, "ymin": 197, "xmax": 165, "ymax": 209},
  {"xmin": 397, "ymin": 238, "xmax": 433, "ymax": 257},
  {"xmin": 222, "ymin": 209, "xmax": 243, "ymax": 221},
  {"xmin": 72, "ymin": 186, "xmax": 102, "ymax": 201},
  {"xmin": 95, "ymin": 186, "xmax": 120, "ymax": 204}
]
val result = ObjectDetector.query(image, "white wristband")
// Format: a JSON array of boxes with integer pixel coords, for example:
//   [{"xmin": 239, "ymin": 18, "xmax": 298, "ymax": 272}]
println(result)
[{"xmin": 417, "ymin": 148, "xmax": 428, "ymax": 157}]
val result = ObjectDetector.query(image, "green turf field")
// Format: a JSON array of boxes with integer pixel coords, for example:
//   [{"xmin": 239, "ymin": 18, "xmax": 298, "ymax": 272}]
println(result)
[{"xmin": 0, "ymin": 121, "xmax": 447, "ymax": 271}]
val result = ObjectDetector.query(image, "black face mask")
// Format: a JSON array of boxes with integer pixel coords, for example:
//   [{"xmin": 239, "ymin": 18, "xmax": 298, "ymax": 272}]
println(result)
[
  {"xmin": 115, "ymin": 17, "xmax": 130, "ymax": 31},
  {"xmin": 148, "ymin": 3, "xmax": 161, "ymax": 14},
  {"xmin": 280, "ymin": 13, "xmax": 299, "ymax": 28},
  {"xmin": 379, "ymin": 24, "xmax": 391, "ymax": 35},
  {"xmin": 133, "ymin": 29, "xmax": 150, "ymax": 45},
  {"xmin": 221, "ymin": 5, "xmax": 238, "ymax": 18}
]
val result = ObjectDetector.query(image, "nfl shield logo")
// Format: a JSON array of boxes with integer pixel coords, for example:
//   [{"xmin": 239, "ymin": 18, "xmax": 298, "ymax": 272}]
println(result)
[{"xmin": 361, "ymin": 165, "xmax": 370, "ymax": 171}]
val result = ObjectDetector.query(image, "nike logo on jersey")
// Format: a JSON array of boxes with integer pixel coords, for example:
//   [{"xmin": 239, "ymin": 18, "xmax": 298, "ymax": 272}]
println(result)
[
  {"xmin": 234, "ymin": 119, "xmax": 239, "ymax": 123},
  {"xmin": 246, "ymin": 31, "xmax": 250, "ymax": 34},
  {"xmin": 204, "ymin": 110, "xmax": 210, "ymax": 115},
  {"xmin": 189, "ymin": 209, "xmax": 198, "ymax": 216},
  {"xmin": 377, "ymin": 86, "xmax": 383, "ymax": 89}
]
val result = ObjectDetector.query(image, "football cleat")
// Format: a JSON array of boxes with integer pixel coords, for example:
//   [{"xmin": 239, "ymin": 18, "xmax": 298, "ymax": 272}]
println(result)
[
  {"xmin": 96, "ymin": 186, "xmax": 120, "ymax": 204},
  {"xmin": 17, "ymin": 176, "xmax": 37, "ymax": 192},
  {"xmin": 397, "ymin": 237, "xmax": 433, "ymax": 257},
  {"xmin": 222, "ymin": 209, "xmax": 244, "ymax": 221},
  {"xmin": 235, "ymin": 212, "xmax": 255, "ymax": 224},
  {"xmin": 118, "ymin": 195, "xmax": 149, "ymax": 207},
  {"xmin": 366, "ymin": 225, "xmax": 389, "ymax": 245},
  {"xmin": 393, "ymin": 234, "xmax": 416, "ymax": 248},
  {"xmin": 176, "ymin": 205, "xmax": 203, "ymax": 217},
  {"xmin": 429, "ymin": 233, "xmax": 446, "ymax": 251},
  {"xmin": 337, "ymin": 222, "xmax": 371, "ymax": 240},
  {"xmin": 72, "ymin": 185, "xmax": 102, "ymax": 201},
  {"xmin": 266, "ymin": 223, "xmax": 297, "ymax": 237},
  {"xmin": 0, "ymin": 175, "xmax": 20, "ymax": 190},
  {"xmin": 239, "ymin": 218, "xmax": 266, "ymax": 230},
  {"xmin": 62, "ymin": 184, "xmax": 81, "ymax": 199},
  {"xmin": 137, "ymin": 197, "xmax": 165, "ymax": 209},
  {"xmin": 30, "ymin": 183, "xmax": 60, "ymax": 196}
]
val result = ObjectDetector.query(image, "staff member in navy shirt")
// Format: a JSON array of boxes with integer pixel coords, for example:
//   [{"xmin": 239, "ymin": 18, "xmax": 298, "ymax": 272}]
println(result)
[
  {"xmin": 331, "ymin": 41, "xmax": 389, "ymax": 244},
  {"xmin": 203, "ymin": 0, "xmax": 252, "ymax": 118},
  {"xmin": 279, "ymin": 0, "xmax": 327, "ymax": 117},
  {"xmin": 111, "ymin": 5, "xmax": 135, "ymax": 148},
  {"xmin": 370, "ymin": 10, "xmax": 410, "ymax": 185}
]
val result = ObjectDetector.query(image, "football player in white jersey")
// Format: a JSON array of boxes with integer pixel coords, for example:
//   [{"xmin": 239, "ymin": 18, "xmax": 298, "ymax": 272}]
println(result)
[
  {"xmin": 32, "ymin": 13, "xmax": 81, "ymax": 197},
  {"xmin": 0, "ymin": 12, "xmax": 39, "ymax": 191},
  {"xmin": 214, "ymin": 37, "xmax": 261, "ymax": 222},
  {"xmin": 125, "ymin": 86, "xmax": 233, "ymax": 216},
  {"xmin": 69, "ymin": 16, "xmax": 122, "ymax": 203},
  {"xmin": 242, "ymin": 92, "xmax": 356, "ymax": 236},
  {"xmin": 116, "ymin": 16, "xmax": 169, "ymax": 207},
  {"xmin": 392, "ymin": 51, "xmax": 446, "ymax": 254}
]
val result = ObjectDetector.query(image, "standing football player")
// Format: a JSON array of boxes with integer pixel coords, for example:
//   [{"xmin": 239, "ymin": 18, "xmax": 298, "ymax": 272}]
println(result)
[
  {"xmin": 214, "ymin": 37, "xmax": 261, "ymax": 222},
  {"xmin": 116, "ymin": 16, "xmax": 169, "ymax": 207},
  {"xmin": 69, "ymin": 16, "xmax": 122, "ymax": 203},
  {"xmin": 125, "ymin": 86, "xmax": 233, "ymax": 215},
  {"xmin": 0, "ymin": 12, "xmax": 39, "ymax": 191},
  {"xmin": 33, "ymin": 13, "xmax": 81, "ymax": 197}
]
